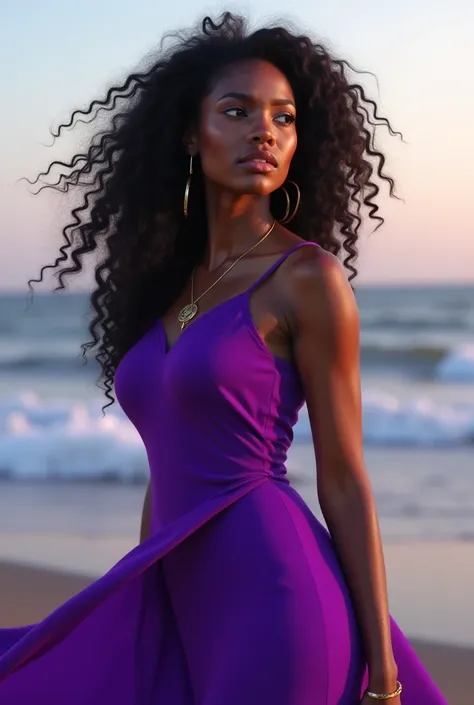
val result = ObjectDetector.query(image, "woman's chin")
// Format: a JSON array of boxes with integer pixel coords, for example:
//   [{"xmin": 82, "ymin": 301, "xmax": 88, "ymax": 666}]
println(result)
[{"xmin": 233, "ymin": 175, "xmax": 280, "ymax": 197}]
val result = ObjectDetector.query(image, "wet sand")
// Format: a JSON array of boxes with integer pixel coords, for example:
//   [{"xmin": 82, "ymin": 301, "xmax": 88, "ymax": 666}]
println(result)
[{"xmin": 0, "ymin": 559, "xmax": 471, "ymax": 703}]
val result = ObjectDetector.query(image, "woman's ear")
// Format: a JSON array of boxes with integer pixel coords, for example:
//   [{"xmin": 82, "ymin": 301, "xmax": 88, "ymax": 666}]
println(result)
[{"xmin": 183, "ymin": 126, "xmax": 199, "ymax": 157}]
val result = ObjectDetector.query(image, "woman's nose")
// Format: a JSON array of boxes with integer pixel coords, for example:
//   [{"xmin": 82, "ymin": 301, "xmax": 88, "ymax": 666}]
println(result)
[
  {"xmin": 248, "ymin": 114, "xmax": 276, "ymax": 146},
  {"xmin": 249, "ymin": 128, "xmax": 276, "ymax": 146}
]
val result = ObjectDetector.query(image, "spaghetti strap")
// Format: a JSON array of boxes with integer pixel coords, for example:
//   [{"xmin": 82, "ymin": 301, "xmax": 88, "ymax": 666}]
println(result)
[{"xmin": 247, "ymin": 241, "xmax": 320, "ymax": 293}]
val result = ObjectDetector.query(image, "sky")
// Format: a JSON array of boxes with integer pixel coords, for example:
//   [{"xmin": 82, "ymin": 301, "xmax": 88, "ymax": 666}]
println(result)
[{"xmin": 0, "ymin": 0, "xmax": 473, "ymax": 290}]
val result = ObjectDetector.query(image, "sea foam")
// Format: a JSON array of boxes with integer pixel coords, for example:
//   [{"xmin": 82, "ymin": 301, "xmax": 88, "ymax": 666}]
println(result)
[{"xmin": 0, "ymin": 389, "xmax": 473, "ymax": 481}]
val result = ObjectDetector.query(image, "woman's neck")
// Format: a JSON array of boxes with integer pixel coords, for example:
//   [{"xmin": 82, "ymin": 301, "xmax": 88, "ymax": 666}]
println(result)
[{"xmin": 203, "ymin": 188, "xmax": 274, "ymax": 271}]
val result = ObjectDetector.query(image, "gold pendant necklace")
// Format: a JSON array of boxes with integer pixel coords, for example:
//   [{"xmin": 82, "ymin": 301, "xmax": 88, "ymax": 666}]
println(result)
[{"xmin": 178, "ymin": 220, "xmax": 276, "ymax": 330}]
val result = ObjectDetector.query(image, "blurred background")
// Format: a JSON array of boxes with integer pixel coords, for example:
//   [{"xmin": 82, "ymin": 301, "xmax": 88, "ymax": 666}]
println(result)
[{"xmin": 0, "ymin": 1, "xmax": 473, "ymax": 702}]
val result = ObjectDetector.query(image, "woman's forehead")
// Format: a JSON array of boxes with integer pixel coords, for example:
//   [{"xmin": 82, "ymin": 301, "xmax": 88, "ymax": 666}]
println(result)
[{"xmin": 207, "ymin": 59, "xmax": 295, "ymax": 102}]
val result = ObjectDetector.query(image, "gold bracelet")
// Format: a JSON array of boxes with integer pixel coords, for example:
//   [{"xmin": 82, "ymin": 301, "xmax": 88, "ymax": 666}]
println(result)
[{"xmin": 365, "ymin": 680, "xmax": 403, "ymax": 700}]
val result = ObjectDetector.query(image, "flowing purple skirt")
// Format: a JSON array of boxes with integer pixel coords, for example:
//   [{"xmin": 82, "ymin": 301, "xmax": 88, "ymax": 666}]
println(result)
[{"xmin": 0, "ymin": 479, "xmax": 448, "ymax": 704}]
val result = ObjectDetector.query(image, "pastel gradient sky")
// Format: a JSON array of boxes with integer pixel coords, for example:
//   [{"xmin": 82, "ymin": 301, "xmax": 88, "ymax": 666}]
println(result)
[{"xmin": 1, "ymin": 0, "xmax": 472, "ymax": 290}]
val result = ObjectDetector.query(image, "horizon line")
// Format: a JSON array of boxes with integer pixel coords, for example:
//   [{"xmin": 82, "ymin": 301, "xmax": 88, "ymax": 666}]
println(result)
[{"xmin": 0, "ymin": 280, "xmax": 473, "ymax": 295}]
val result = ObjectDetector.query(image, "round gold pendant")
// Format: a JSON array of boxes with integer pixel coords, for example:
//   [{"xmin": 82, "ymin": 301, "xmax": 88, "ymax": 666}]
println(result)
[{"xmin": 178, "ymin": 303, "xmax": 198, "ymax": 326}]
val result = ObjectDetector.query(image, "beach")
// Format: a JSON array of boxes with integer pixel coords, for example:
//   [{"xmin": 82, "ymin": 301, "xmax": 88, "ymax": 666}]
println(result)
[
  {"xmin": 1, "ymin": 535, "xmax": 473, "ymax": 704},
  {"xmin": 1, "ymin": 479, "xmax": 474, "ymax": 704},
  {"xmin": 0, "ymin": 449, "xmax": 472, "ymax": 705}
]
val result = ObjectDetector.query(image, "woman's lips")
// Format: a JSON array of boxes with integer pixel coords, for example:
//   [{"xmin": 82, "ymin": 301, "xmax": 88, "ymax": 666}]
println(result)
[{"xmin": 237, "ymin": 160, "xmax": 276, "ymax": 173}]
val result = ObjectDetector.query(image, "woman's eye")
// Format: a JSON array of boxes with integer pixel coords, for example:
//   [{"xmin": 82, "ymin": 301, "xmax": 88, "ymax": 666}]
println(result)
[
  {"xmin": 224, "ymin": 107, "xmax": 247, "ymax": 118},
  {"xmin": 223, "ymin": 108, "xmax": 295, "ymax": 124},
  {"xmin": 274, "ymin": 113, "xmax": 296, "ymax": 125}
]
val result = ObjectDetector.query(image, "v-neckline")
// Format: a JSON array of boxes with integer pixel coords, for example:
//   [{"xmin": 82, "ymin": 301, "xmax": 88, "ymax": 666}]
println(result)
[
  {"xmin": 159, "ymin": 291, "xmax": 247, "ymax": 357},
  {"xmin": 157, "ymin": 240, "xmax": 319, "ymax": 357}
]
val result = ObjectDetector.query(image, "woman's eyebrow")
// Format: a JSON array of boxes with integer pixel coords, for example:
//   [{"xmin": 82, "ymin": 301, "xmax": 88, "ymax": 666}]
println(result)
[{"xmin": 217, "ymin": 91, "xmax": 295, "ymax": 108}]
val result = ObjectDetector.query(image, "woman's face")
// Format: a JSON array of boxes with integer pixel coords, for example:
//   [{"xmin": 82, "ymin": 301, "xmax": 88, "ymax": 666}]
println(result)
[{"xmin": 192, "ymin": 59, "xmax": 297, "ymax": 196}]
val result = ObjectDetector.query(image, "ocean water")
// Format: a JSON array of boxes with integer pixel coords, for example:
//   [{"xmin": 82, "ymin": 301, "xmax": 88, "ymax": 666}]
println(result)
[{"xmin": 0, "ymin": 286, "xmax": 473, "ymax": 541}]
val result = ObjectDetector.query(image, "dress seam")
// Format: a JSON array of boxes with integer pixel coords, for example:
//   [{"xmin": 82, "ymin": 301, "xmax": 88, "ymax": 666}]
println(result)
[
  {"xmin": 268, "ymin": 482, "xmax": 330, "ymax": 705},
  {"xmin": 260, "ymin": 366, "xmax": 278, "ymax": 477}
]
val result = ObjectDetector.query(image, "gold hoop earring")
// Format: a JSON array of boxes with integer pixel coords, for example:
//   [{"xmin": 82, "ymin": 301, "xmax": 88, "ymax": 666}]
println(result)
[
  {"xmin": 183, "ymin": 155, "xmax": 193, "ymax": 219},
  {"xmin": 280, "ymin": 187, "xmax": 291, "ymax": 223},
  {"xmin": 279, "ymin": 180, "xmax": 301, "ymax": 224}
]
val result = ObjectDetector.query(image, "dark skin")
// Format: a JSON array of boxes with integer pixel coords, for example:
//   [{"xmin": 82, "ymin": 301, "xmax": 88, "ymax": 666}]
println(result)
[{"xmin": 141, "ymin": 59, "xmax": 401, "ymax": 703}]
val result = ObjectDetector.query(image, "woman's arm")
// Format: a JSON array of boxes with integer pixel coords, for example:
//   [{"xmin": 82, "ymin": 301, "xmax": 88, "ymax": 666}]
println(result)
[
  {"xmin": 139, "ymin": 480, "xmax": 151, "ymax": 543},
  {"xmin": 289, "ymin": 249, "xmax": 398, "ymax": 695}
]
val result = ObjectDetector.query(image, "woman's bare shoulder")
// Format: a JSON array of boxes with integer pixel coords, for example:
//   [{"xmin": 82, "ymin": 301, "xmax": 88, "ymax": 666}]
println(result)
[{"xmin": 281, "ymin": 244, "xmax": 358, "ymax": 332}]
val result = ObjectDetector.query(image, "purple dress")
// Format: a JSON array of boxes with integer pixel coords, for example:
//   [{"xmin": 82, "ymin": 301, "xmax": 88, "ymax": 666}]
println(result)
[{"xmin": 0, "ymin": 242, "xmax": 447, "ymax": 703}]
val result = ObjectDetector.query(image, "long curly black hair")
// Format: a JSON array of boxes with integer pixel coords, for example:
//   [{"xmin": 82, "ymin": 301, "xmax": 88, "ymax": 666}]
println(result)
[{"xmin": 26, "ymin": 12, "xmax": 401, "ymax": 411}]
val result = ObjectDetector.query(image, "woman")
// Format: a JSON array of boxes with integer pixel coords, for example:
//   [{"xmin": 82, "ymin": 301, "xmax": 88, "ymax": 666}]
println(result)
[{"xmin": 0, "ymin": 12, "xmax": 447, "ymax": 705}]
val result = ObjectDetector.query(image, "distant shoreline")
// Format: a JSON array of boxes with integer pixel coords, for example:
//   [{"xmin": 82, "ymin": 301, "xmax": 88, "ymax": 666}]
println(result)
[{"xmin": 1, "ymin": 281, "xmax": 474, "ymax": 295}]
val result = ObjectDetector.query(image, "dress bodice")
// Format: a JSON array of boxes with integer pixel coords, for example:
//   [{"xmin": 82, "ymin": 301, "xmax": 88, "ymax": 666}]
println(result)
[{"xmin": 114, "ymin": 242, "xmax": 319, "ymax": 528}]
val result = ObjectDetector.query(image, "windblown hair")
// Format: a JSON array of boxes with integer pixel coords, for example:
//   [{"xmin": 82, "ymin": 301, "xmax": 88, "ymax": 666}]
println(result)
[{"xmin": 26, "ymin": 12, "xmax": 401, "ymax": 411}]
